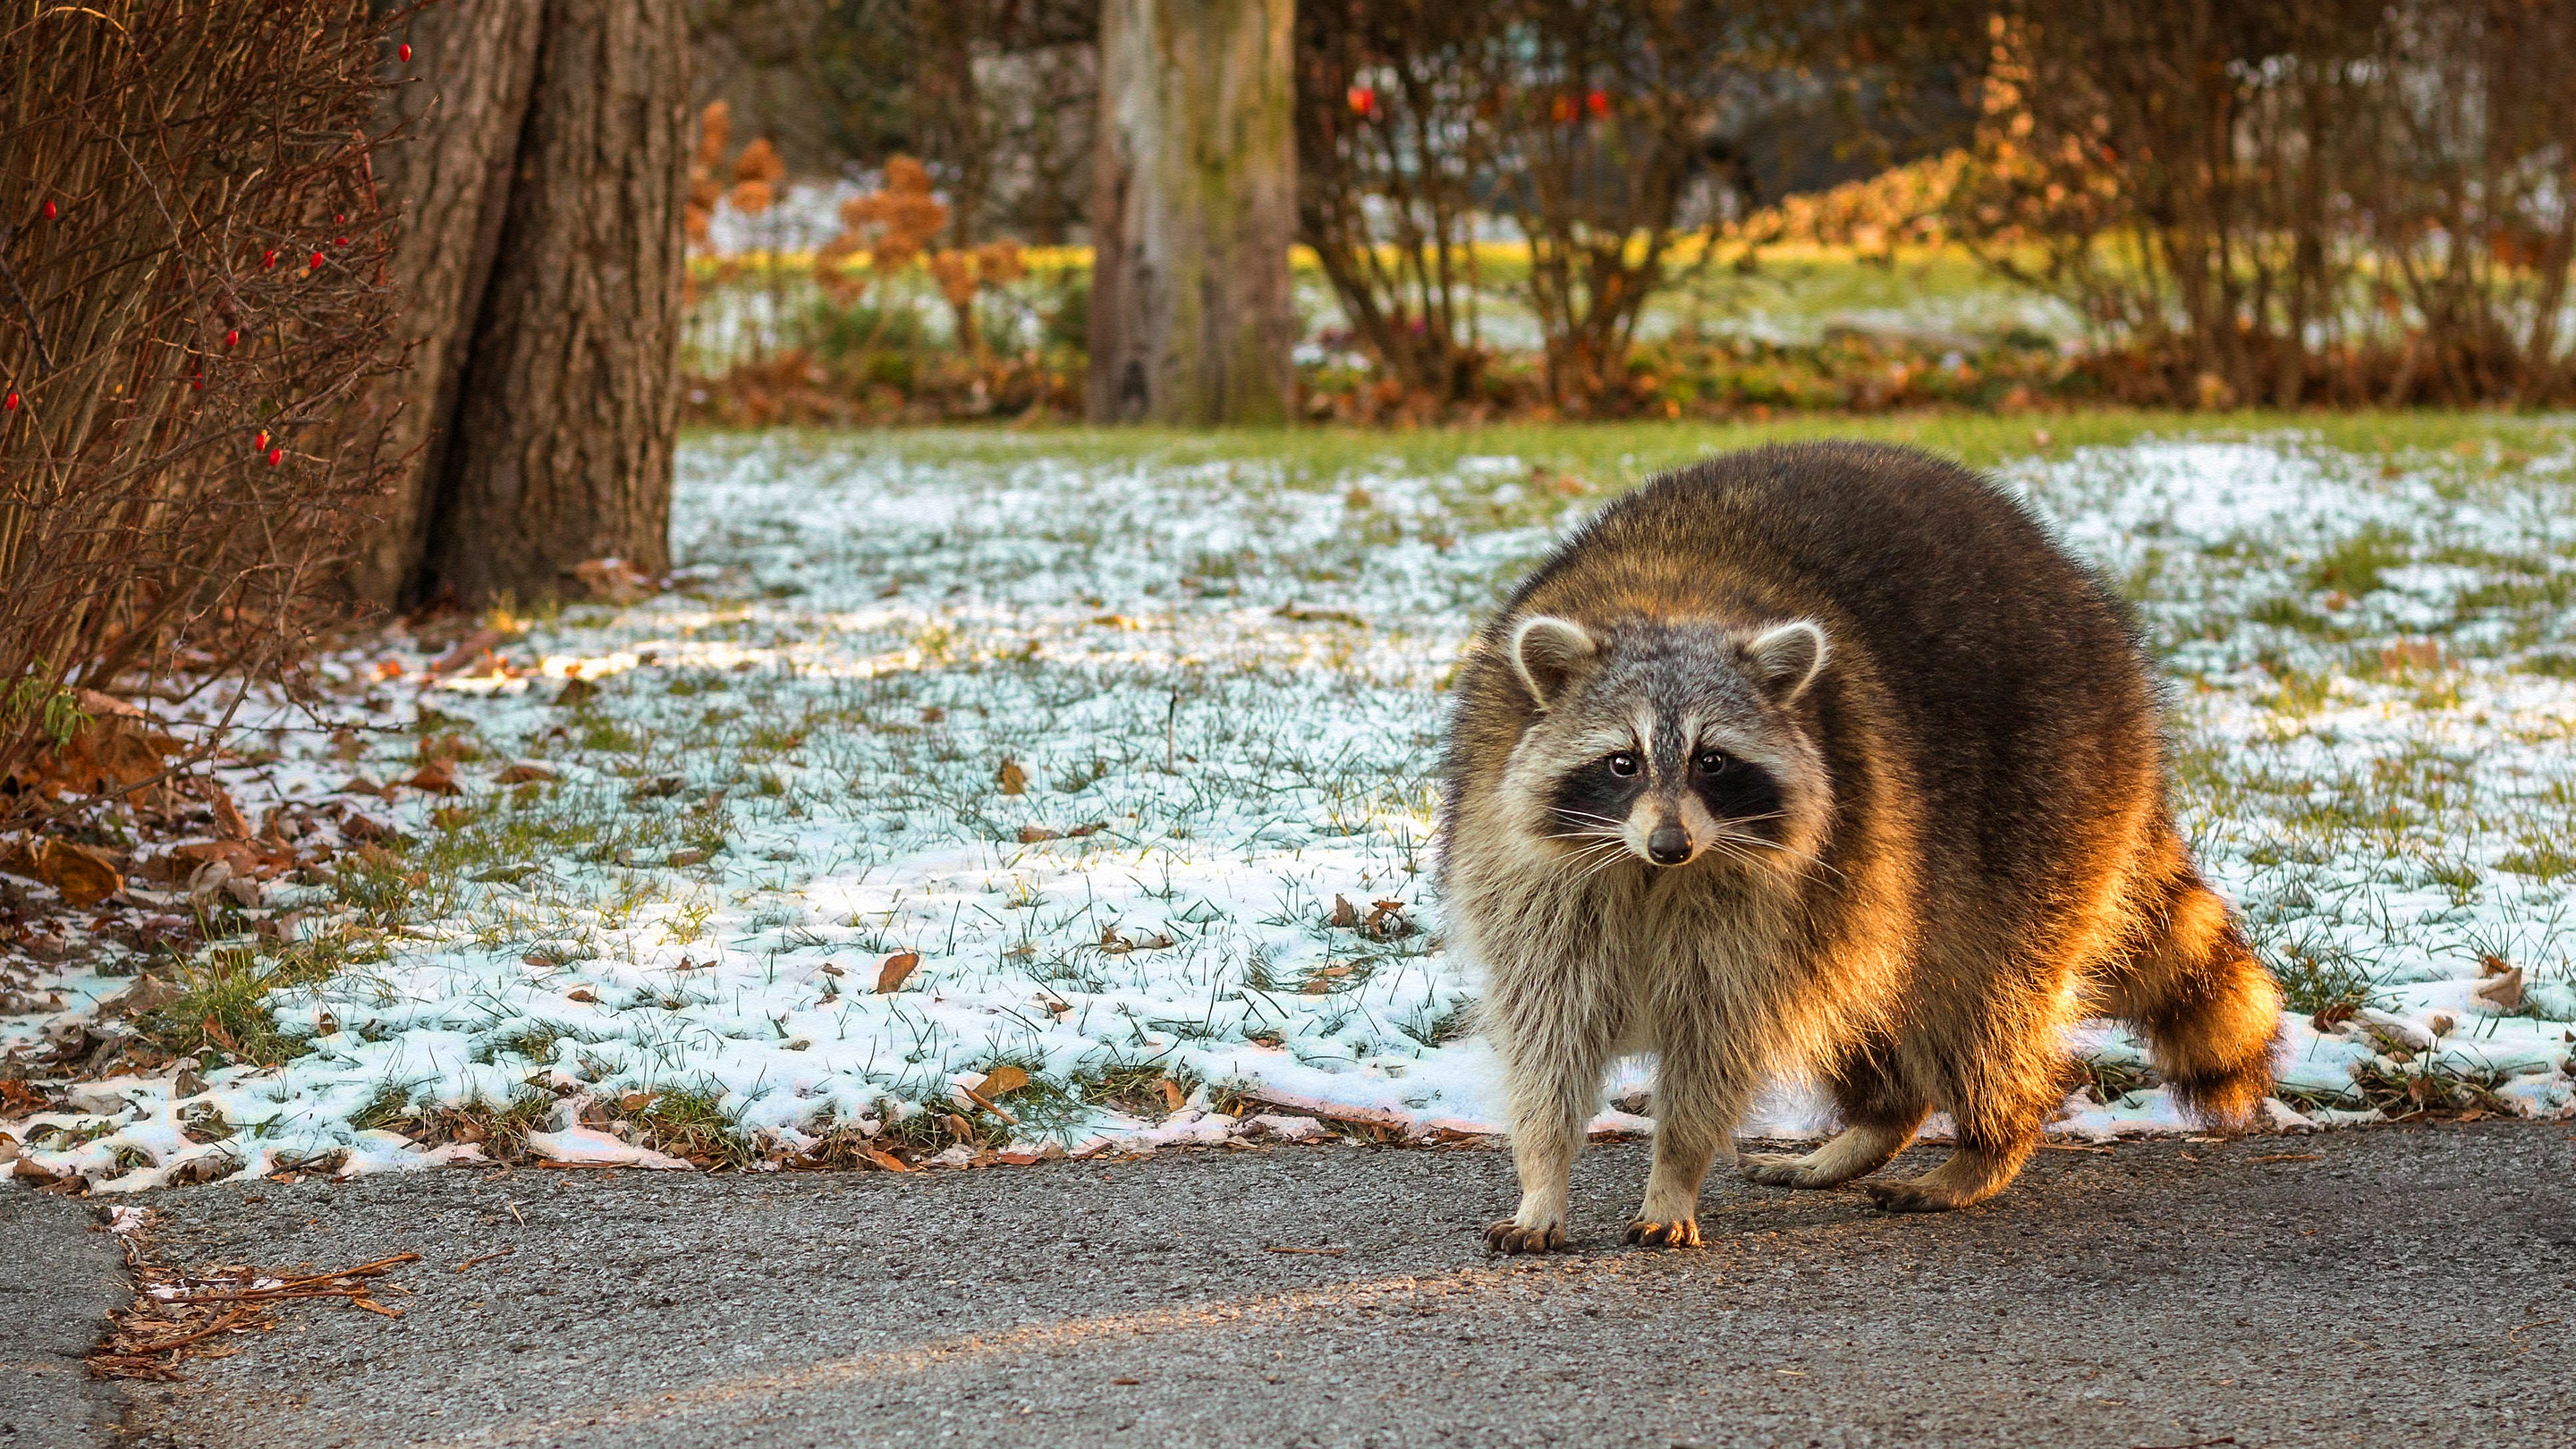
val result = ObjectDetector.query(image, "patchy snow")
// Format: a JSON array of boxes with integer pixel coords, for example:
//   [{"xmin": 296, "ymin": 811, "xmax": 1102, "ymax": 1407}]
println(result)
[{"xmin": 5, "ymin": 431, "xmax": 2572, "ymax": 1191}]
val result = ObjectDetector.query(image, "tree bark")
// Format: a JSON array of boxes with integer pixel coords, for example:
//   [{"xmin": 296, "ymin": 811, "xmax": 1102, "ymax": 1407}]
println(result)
[
  {"xmin": 423, "ymin": 0, "xmax": 690, "ymax": 606},
  {"xmin": 1087, "ymin": 0, "xmax": 1296, "ymax": 426},
  {"xmin": 353, "ymin": 0, "xmax": 689, "ymax": 610},
  {"xmin": 345, "ymin": 1, "xmax": 544, "ymax": 607}
]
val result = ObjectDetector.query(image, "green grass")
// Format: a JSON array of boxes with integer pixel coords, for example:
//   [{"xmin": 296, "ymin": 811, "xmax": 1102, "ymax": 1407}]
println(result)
[{"xmin": 698, "ymin": 410, "xmax": 2576, "ymax": 487}]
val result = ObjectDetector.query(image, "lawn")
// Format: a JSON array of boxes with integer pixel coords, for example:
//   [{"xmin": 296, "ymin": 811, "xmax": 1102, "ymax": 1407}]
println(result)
[{"xmin": 7, "ymin": 412, "xmax": 2574, "ymax": 1190}]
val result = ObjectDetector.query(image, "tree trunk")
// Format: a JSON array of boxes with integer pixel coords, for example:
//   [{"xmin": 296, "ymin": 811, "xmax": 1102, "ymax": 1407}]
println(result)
[
  {"xmin": 345, "ymin": 1, "xmax": 544, "ymax": 607},
  {"xmin": 354, "ymin": 0, "xmax": 689, "ymax": 610},
  {"xmin": 1087, "ymin": 0, "xmax": 1296, "ymax": 426}
]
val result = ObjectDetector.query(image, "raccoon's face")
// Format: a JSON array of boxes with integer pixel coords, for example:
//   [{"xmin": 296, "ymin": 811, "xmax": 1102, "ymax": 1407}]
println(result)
[{"xmin": 1495, "ymin": 613, "xmax": 1833, "ymax": 876}]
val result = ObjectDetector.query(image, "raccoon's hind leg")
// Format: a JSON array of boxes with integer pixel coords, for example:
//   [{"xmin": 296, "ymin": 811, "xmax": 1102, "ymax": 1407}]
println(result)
[
  {"xmin": 1858, "ymin": 1011, "xmax": 2067, "ymax": 1214},
  {"xmin": 1741, "ymin": 1046, "xmax": 1927, "ymax": 1190},
  {"xmin": 2098, "ymin": 858, "xmax": 2284, "ymax": 1131}
]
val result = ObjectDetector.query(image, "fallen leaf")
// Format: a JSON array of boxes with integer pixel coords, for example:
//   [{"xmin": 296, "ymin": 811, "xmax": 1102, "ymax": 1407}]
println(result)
[
  {"xmin": 428, "ymin": 629, "xmax": 505, "ymax": 677},
  {"xmin": 210, "ymin": 788, "xmax": 252, "ymax": 842},
  {"xmin": 996, "ymin": 760, "xmax": 1027, "ymax": 796},
  {"xmin": 572, "ymin": 556, "xmax": 657, "ymax": 604},
  {"xmin": 818, "ymin": 962, "xmax": 844, "ymax": 977},
  {"xmin": 860, "ymin": 1148, "xmax": 911, "ymax": 1173},
  {"xmin": 553, "ymin": 677, "xmax": 598, "ymax": 708},
  {"xmin": 404, "ymin": 760, "xmax": 460, "ymax": 795},
  {"xmin": 565, "ymin": 988, "xmax": 600, "ymax": 1004},
  {"xmin": 1329, "ymin": 894, "xmax": 1360, "ymax": 929},
  {"xmin": 9, "ymin": 838, "xmax": 124, "ymax": 907},
  {"xmin": 1154, "ymin": 1078, "xmax": 1184, "ymax": 1113},
  {"xmin": 1275, "ymin": 602, "xmax": 1369, "ymax": 628},
  {"xmin": 2379, "ymin": 639, "xmax": 2443, "ymax": 672},
  {"xmin": 1017, "ymin": 825, "xmax": 1061, "ymax": 843},
  {"xmin": 2473, "ymin": 967, "xmax": 2525, "ymax": 1012},
  {"xmin": 2309, "ymin": 1000, "xmax": 2359, "ymax": 1031},
  {"xmin": 429, "ymin": 807, "xmax": 472, "ymax": 831},
  {"xmin": 945, "ymin": 1112, "xmax": 979, "ymax": 1142},
  {"xmin": 495, "ymin": 761, "xmax": 557, "ymax": 784},
  {"xmin": 978, "ymin": 1065, "xmax": 1030, "ymax": 1097},
  {"xmin": 875, "ymin": 951, "xmax": 921, "ymax": 994}
]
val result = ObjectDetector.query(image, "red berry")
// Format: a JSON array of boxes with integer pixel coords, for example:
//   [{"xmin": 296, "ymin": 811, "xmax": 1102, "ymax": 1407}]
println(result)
[
  {"xmin": 254, "ymin": 429, "xmax": 268, "ymax": 450},
  {"xmin": 4, "ymin": 391, "xmax": 17, "ymax": 411},
  {"xmin": 40, "ymin": 200, "xmax": 56, "ymax": 220},
  {"xmin": 267, "ymin": 446, "xmax": 283, "ymax": 467},
  {"xmin": 1347, "ymin": 86, "xmax": 1376, "ymax": 116},
  {"xmin": 264, "ymin": 250, "xmax": 278, "ymax": 268},
  {"xmin": 399, "ymin": 42, "xmax": 411, "ymax": 62},
  {"xmin": 335, "ymin": 236, "xmax": 350, "ymax": 247},
  {"xmin": 1586, "ymin": 89, "xmax": 1609, "ymax": 117},
  {"xmin": 335, "ymin": 214, "xmax": 346, "ymax": 225},
  {"xmin": 191, "ymin": 374, "xmax": 204, "ymax": 391},
  {"xmin": 225, "ymin": 328, "xmax": 240, "ymax": 349}
]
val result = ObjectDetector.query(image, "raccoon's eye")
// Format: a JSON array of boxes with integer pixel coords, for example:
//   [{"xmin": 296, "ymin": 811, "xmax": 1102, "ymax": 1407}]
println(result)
[
  {"xmin": 1692, "ymin": 750, "xmax": 1725, "ymax": 775},
  {"xmin": 1606, "ymin": 751, "xmax": 1640, "ymax": 777}
]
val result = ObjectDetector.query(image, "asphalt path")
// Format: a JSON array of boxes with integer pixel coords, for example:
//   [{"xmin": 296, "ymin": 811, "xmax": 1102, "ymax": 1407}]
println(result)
[
  {"xmin": 0, "ymin": 1188, "xmax": 130, "ymax": 1447},
  {"xmin": 18, "ymin": 1122, "xmax": 2575, "ymax": 1448}
]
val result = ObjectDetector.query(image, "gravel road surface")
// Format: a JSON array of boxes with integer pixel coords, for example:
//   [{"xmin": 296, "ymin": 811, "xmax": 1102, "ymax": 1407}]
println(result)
[{"xmin": 22, "ymin": 1122, "xmax": 2575, "ymax": 1448}]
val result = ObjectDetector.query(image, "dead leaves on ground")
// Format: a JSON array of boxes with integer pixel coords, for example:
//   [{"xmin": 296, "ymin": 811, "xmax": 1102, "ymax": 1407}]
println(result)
[
  {"xmin": 89, "ymin": 1216, "xmax": 420, "ymax": 1383},
  {"xmin": 2, "ymin": 836, "xmax": 124, "ymax": 906},
  {"xmin": 1327, "ymin": 894, "xmax": 1415, "ymax": 940}
]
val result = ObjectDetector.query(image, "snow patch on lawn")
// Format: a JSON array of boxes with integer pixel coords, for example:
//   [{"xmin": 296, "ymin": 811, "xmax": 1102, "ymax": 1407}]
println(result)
[{"xmin": 7, "ymin": 433, "xmax": 2572, "ymax": 1191}]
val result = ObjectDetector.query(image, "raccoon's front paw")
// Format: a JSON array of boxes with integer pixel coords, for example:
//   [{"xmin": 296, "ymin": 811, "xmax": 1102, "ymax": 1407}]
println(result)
[
  {"xmin": 1623, "ymin": 1216, "xmax": 1702, "ymax": 1249},
  {"xmin": 1484, "ymin": 1218, "xmax": 1568, "ymax": 1255},
  {"xmin": 1859, "ymin": 1177, "xmax": 1969, "ymax": 1213}
]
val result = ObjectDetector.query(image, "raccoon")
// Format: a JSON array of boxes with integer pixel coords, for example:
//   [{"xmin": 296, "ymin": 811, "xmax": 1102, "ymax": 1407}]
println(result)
[{"xmin": 1438, "ymin": 442, "xmax": 2282, "ymax": 1253}]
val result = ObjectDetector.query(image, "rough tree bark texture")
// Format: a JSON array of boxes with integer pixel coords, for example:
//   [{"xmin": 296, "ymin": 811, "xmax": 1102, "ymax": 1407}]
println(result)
[
  {"xmin": 345, "ymin": 1, "xmax": 542, "ymax": 606},
  {"xmin": 1087, "ymin": 0, "xmax": 1296, "ymax": 426},
  {"xmin": 355, "ymin": 0, "xmax": 688, "ymax": 609}
]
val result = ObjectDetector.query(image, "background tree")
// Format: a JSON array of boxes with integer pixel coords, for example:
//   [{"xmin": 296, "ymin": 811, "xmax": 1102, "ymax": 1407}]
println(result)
[
  {"xmin": 1088, "ymin": 0, "xmax": 1298, "ymax": 425},
  {"xmin": 352, "ymin": 0, "xmax": 691, "ymax": 610}
]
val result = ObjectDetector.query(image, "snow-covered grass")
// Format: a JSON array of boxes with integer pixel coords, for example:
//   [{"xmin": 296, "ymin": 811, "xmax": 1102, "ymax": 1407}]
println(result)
[{"xmin": 7, "ymin": 419, "xmax": 2574, "ymax": 1191}]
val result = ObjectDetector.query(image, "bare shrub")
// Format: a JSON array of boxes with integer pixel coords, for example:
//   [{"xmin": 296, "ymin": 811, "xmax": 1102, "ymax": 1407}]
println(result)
[
  {"xmin": 1955, "ymin": 0, "xmax": 2576, "ymax": 407},
  {"xmin": 0, "ymin": 1, "xmax": 402, "ymax": 820}
]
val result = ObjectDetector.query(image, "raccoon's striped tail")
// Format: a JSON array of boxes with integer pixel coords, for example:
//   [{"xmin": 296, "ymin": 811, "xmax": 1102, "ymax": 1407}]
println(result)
[{"xmin": 2098, "ymin": 839, "xmax": 2285, "ymax": 1131}]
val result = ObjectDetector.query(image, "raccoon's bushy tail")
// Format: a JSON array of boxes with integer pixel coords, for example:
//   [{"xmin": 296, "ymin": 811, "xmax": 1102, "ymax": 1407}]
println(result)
[{"xmin": 2099, "ymin": 833, "xmax": 2285, "ymax": 1130}]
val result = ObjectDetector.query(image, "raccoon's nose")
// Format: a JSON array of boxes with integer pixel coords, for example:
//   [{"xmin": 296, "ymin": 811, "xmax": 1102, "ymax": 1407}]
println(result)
[{"xmin": 1646, "ymin": 823, "xmax": 1691, "ymax": 866}]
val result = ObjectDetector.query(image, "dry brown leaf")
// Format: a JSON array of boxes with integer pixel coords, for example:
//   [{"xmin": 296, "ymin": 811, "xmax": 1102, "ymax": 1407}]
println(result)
[
  {"xmin": 404, "ymin": 760, "xmax": 460, "ymax": 795},
  {"xmin": 495, "ymin": 761, "xmax": 557, "ymax": 784},
  {"xmin": 1016, "ymin": 825, "xmax": 1061, "ymax": 843},
  {"xmin": 861, "ymin": 1148, "xmax": 911, "ymax": 1173},
  {"xmin": 1329, "ymin": 894, "xmax": 1360, "ymax": 929},
  {"xmin": 875, "ymin": 951, "xmax": 921, "ymax": 994},
  {"xmin": 2473, "ymin": 967, "xmax": 2525, "ymax": 1012},
  {"xmin": 1153, "ymin": 1078, "xmax": 1184, "ymax": 1112},
  {"xmin": 979, "ymin": 1065, "xmax": 1030, "ymax": 1097},
  {"xmin": 572, "ymin": 557, "xmax": 657, "ymax": 604},
  {"xmin": 996, "ymin": 760, "xmax": 1027, "ymax": 796},
  {"xmin": 208, "ymin": 788, "xmax": 252, "ymax": 842},
  {"xmin": 10, "ymin": 838, "xmax": 125, "ymax": 907},
  {"xmin": 428, "ymin": 630, "xmax": 505, "ymax": 677},
  {"xmin": 565, "ymin": 988, "xmax": 600, "ymax": 1004}
]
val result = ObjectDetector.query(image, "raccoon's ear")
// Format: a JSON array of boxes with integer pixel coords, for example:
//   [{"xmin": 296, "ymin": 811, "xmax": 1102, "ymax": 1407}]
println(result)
[
  {"xmin": 1507, "ymin": 614, "xmax": 1597, "ymax": 709},
  {"xmin": 1745, "ymin": 619, "xmax": 1828, "ymax": 704}
]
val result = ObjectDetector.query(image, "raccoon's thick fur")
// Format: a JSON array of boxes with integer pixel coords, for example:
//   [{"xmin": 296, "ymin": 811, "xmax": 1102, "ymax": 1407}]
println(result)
[{"xmin": 1439, "ymin": 442, "xmax": 2283, "ymax": 1253}]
